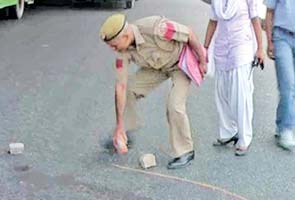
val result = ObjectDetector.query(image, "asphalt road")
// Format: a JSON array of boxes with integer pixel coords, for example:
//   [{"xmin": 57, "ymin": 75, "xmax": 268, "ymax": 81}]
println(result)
[{"xmin": 0, "ymin": 0, "xmax": 295, "ymax": 199}]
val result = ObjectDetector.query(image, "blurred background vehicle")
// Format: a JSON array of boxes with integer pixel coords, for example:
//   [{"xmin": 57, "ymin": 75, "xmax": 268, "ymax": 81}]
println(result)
[
  {"xmin": 0, "ymin": 0, "xmax": 34, "ymax": 19},
  {"xmin": 71, "ymin": 0, "xmax": 135, "ymax": 9},
  {"xmin": 37, "ymin": 0, "xmax": 136, "ymax": 9}
]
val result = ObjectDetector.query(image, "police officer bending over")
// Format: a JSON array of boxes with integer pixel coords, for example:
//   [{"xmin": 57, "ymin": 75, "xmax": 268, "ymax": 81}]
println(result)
[{"xmin": 100, "ymin": 13, "xmax": 207, "ymax": 169}]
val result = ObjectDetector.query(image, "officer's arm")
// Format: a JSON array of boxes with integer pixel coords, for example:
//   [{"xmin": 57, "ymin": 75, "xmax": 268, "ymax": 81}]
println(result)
[
  {"xmin": 115, "ymin": 82, "xmax": 126, "ymax": 127},
  {"xmin": 188, "ymin": 29, "xmax": 207, "ymax": 66},
  {"xmin": 158, "ymin": 19, "xmax": 207, "ymax": 74},
  {"xmin": 158, "ymin": 19, "xmax": 206, "ymax": 64},
  {"xmin": 112, "ymin": 56, "xmax": 129, "ymax": 154},
  {"xmin": 114, "ymin": 56, "xmax": 129, "ymax": 128}
]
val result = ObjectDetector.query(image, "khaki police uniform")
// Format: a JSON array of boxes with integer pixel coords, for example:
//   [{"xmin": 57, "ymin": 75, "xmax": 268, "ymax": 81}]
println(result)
[{"xmin": 113, "ymin": 16, "xmax": 193, "ymax": 157}]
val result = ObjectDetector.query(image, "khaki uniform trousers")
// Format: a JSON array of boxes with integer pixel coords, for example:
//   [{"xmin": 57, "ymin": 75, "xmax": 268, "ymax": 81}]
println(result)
[{"xmin": 125, "ymin": 66, "xmax": 193, "ymax": 157}]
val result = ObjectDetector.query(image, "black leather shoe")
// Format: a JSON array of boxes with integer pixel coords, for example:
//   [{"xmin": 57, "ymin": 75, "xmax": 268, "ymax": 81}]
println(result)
[{"xmin": 167, "ymin": 151, "xmax": 194, "ymax": 170}]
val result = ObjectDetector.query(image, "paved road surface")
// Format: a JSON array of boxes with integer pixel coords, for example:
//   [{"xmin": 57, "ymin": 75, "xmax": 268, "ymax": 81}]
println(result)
[{"xmin": 0, "ymin": 1, "xmax": 294, "ymax": 199}]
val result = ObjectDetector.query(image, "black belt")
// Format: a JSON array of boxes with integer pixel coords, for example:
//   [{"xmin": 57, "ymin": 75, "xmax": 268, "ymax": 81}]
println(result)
[{"xmin": 278, "ymin": 27, "xmax": 295, "ymax": 37}]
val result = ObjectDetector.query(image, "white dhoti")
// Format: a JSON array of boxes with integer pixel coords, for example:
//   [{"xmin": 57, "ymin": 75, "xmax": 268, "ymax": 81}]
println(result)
[{"xmin": 215, "ymin": 63, "xmax": 254, "ymax": 148}]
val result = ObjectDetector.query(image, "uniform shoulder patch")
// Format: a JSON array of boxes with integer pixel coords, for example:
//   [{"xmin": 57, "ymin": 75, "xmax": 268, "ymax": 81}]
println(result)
[
  {"xmin": 116, "ymin": 58, "xmax": 123, "ymax": 69},
  {"xmin": 164, "ymin": 21, "xmax": 176, "ymax": 41}
]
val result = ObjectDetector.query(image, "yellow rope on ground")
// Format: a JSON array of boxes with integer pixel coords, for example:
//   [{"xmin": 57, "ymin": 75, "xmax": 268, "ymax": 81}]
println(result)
[{"xmin": 112, "ymin": 164, "xmax": 248, "ymax": 200}]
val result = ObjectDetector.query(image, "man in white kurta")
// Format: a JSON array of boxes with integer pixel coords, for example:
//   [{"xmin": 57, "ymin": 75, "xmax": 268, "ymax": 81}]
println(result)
[{"xmin": 204, "ymin": 0, "xmax": 264, "ymax": 155}]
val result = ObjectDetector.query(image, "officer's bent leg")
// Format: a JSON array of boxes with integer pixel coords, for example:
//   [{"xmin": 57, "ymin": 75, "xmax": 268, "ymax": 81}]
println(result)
[
  {"xmin": 124, "ymin": 68, "xmax": 168, "ymax": 131},
  {"xmin": 167, "ymin": 70, "xmax": 193, "ymax": 157}
]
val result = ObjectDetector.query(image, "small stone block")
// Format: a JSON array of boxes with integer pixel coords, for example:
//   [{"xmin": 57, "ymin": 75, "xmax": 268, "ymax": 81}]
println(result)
[
  {"xmin": 9, "ymin": 143, "xmax": 24, "ymax": 155},
  {"xmin": 139, "ymin": 154, "xmax": 156, "ymax": 169}
]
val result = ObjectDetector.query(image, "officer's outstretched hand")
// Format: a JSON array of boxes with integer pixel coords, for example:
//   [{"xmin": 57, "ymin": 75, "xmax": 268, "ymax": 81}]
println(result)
[{"xmin": 113, "ymin": 126, "xmax": 128, "ymax": 154}]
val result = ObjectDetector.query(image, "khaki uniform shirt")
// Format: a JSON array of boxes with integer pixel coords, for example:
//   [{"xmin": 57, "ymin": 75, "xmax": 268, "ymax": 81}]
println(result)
[{"xmin": 115, "ymin": 16, "xmax": 190, "ymax": 83}]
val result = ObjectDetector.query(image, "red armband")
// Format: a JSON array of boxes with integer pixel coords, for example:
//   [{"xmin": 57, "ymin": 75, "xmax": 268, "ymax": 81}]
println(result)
[
  {"xmin": 164, "ymin": 22, "xmax": 176, "ymax": 41},
  {"xmin": 116, "ymin": 59, "xmax": 123, "ymax": 69}
]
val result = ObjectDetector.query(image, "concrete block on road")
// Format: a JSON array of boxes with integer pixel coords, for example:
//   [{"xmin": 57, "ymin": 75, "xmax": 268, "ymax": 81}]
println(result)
[
  {"xmin": 139, "ymin": 154, "xmax": 156, "ymax": 169},
  {"xmin": 8, "ymin": 143, "xmax": 24, "ymax": 155}
]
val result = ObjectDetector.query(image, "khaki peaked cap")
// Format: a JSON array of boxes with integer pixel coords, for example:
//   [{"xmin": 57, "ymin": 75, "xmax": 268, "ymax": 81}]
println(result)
[{"xmin": 100, "ymin": 13, "xmax": 127, "ymax": 42}]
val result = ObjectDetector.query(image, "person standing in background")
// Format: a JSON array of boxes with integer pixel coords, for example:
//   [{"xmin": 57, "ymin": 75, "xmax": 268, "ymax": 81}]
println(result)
[
  {"xmin": 264, "ymin": 0, "xmax": 295, "ymax": 150},
  {"xmin": 204, "ymin": 0, "xmax": 264, "ymax": 156}
]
